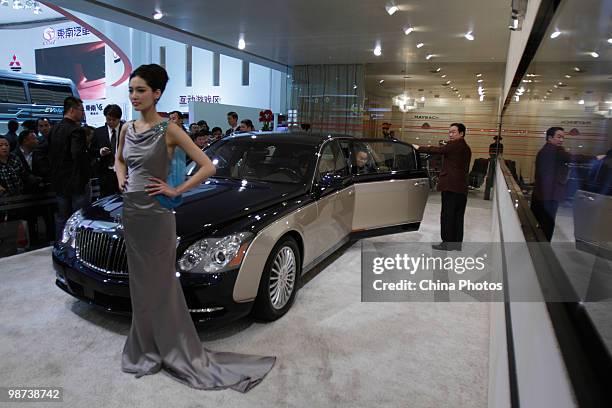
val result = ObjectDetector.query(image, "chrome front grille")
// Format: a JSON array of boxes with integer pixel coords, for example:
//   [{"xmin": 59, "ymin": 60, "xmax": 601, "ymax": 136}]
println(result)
[{"xmin": 75, "ymin": 228, "xmax": 128, "ymax": 276}]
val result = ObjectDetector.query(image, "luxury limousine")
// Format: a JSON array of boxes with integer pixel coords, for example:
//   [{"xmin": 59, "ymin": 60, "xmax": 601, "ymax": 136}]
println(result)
[{"xmin": 52, "ymin": 132, "xmax": 429, "ymax": 325}]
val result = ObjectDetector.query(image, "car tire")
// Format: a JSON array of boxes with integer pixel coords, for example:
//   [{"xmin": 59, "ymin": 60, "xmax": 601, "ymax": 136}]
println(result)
[{"xmin": 252, "ymin": 236, "xmax": 301, "ymax": 321}]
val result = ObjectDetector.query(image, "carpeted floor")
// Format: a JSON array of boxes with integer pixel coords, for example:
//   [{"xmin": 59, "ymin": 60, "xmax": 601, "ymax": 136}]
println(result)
[{"xmin": 0, "ymin": 191, "xmax": 492, "ymax": 408}]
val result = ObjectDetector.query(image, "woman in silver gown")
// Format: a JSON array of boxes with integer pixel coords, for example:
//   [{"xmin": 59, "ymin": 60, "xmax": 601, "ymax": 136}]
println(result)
[{"xmin": 115, "ymin": 64, "xmax": 275, "ymax": 392}]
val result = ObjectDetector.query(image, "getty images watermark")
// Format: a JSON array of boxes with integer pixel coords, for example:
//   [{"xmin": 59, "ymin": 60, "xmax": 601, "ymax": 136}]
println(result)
[{"xmin": 361, "ymin": 242, "xmax": 504, "ymax": 302}]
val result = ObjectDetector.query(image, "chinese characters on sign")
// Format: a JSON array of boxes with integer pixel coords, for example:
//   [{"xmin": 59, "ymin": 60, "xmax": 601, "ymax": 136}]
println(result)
[
  {"xmin": 56, "ymin": 26, "xmax": 91, "ymax": 40},
  {"xmin": 179, "ymin": 95, "xmax": 221, "ymax": 105},
  {"xmin": 85, "ymin": 103, "xmax": 104, "ymax": 115}
]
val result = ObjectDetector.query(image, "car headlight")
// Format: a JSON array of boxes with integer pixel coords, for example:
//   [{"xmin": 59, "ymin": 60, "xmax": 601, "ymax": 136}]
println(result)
[
  {"xmin": 61, "ymin": 210, "xmax": 84, "ymax": 246},
  {"xmin": 178, "ymin": 232, "xmax": 253, "ymax": 273}
]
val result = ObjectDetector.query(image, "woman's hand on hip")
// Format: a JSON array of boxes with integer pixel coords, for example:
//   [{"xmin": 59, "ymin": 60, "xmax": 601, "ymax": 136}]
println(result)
[{"xmin": 145, "ymin": 177, "xmax": 179, "ymax": 197}]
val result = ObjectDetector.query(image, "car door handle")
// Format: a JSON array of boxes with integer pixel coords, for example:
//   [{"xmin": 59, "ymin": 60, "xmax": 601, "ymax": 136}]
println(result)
[{"xmin": 414, "ymin": 181, "xmax": 428, "ymax": 187}]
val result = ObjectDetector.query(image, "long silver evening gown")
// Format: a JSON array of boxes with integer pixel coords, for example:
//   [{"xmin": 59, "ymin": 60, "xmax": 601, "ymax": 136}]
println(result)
[{"xmin": 120, "ymin": 120, "xmax": 275, "ymax": 392}]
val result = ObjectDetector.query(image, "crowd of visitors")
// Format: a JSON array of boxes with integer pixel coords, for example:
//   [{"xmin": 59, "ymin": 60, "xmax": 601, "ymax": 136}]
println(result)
[{"xmin": 0, "ymin": 100, "xmax": 265, "ymax": 251}]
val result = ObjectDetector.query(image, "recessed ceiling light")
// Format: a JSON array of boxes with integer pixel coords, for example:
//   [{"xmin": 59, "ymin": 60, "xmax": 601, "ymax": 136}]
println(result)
[
  {"xmin": 152, "ymin": 10, "xmax": 164, "ymax": 20},
  {"xmin": 608, "ymin": 38, "xmax": 612, "ymax": 44},
  {"xmin": 564, "ymin": 74, "xmax": 571, "ymax": 78},
  {"xmin": 374, "ymin": 45, "xmax": 382, "ymax": 56},
  {"xmin": 420, "ymin": 96, "xmax": 425, "ymax": 102},
  {"xmin": 425, "ymin": 54, "xmax": 433, "ymax": 60},
  {"xmin": 441, "ymin": 74, "xmax": 447, "ymax": 78},
  {"xmin": 464, "ymin": 31, "xmax": 474, "ymax": 41},
  {"xmin": 416, "ymin": 43, "xmax": 424, "ymax": 48},
  {"xmin": 238, "ymin": 38, "xmax": 246, "ymax": 50},
  {"xmin": 379, "ymin": 79, "xmax": 385, "ymax": 84},
  {"xmin": 435, "ymin": 67, "xmax": 441, "ymax": 72},
  {"xmin": 558, "ymin": 81, "xmax": 563, "ymax": 85},
  {"xmin": 578, "ymin": 99, "xmax": 585, "ymax": 104},
  {"xmin": 554, "ymin": 84, "xmax": 559, "ymax": 88},
  {"xmin": 353, "ymin": 84, "xmax": 357, "ymax": 89},
  {"xmin": 476, "ymin": 73, "xmax": 482, "ymax": 77},
  {"xmin": 573, "ymin": 66, "xmax": 582, "ymax": 72},
  {"xmin": 445, "ymin": 80, "xmax": 451, "ymax": 84},
  {"xmin": 385, "ymin": 4, "xmax": 398, "ymax": 15},
  {"xmin": 404, "ymin": 27, "xmax": 414, "ymax": 35},
  {"xmin": 550, "ymin": 30, "xmax": 561, "ymax": 39},
  {"xmin": 590, "ymin": 51, "xmax": 599, "ymax": 58},
  {"xmin": 477, "ymin": 79, "xmax": 483, "ymax": 83}
]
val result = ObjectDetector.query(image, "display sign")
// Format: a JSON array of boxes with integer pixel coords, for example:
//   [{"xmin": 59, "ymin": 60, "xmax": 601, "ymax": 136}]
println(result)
[{"xmin": 179, "ymin": 94, "xmax": 221, "ymax": 105}]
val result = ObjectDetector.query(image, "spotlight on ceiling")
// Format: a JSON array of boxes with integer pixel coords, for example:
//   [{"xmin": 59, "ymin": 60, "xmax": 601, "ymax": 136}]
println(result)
[
  {"xmin": 404, "ymin": 27, "xmax": 414, "ymax": 35},
  {"xmin": 441, "ymin": 74, "xmax": 447, "ymax": 78},
  {"xmin": 379, "ymin": 79, "xmax": 385, "ymax": 84},
  {"xmin": 578, "ymin": 99, "xmax": 585, "ymax": 104},
  {"xmin": 152, "ymin": 10, "xmax": 164, "ymax": 20},
  {"xmin": 608, "ymin": 38, "xmax": 612, "ymax": 44},
  {"xmin": 564, "ymin": 74, "xmax": 571, "ymax": 79},
  {"xmin": 425, "ymin": 54, "xmax": 433, "ymax": 60},
  {"xmin": 550, "ymin": 30, "xmax": 561, "ymax": 39},
  {"xmin": 476, "ymin": 73, "xmax": 482, "ymax": 77},
  {"xmin": 573, "ymin": 66, "xmax": 582, "ymax": 72},
  {"xmin": 590, "ymin": 51, "xmax": 599, "ymax": 58},
  {"xmin": 416, "ymin": 43, "xmax": 424, "ymax": 48},
  {"xmin": 464, "ymin": 31, "xmax": 474, "ymax": 41},
  {"xmin": 385, "ymin": 4, "xmax": 398, "ymax": 15},
  {"xmin": 435, "ymin": 67, "xmax": 441, "ymax": 72},
  {"xmin": 238, "ymin": 38, "xmax": 246, "ymax": 50},
  {"xmin": 374, "ymin": 45, "xmax": 382, "ymax": 56},
  {"xmin": 477, "ymin": 79, "xmax": 483, "ymax": 83}
]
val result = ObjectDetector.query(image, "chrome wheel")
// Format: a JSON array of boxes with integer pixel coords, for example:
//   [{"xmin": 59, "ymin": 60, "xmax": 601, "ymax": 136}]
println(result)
[{"xmin": 269, "ymin": 246, "xmax": 296, "ymax": 310}]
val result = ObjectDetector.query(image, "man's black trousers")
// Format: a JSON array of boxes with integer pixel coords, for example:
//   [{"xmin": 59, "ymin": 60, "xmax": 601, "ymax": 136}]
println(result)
[{"xmin": 440, "ymin": 191, "xmax": 468, "ymax": 243}]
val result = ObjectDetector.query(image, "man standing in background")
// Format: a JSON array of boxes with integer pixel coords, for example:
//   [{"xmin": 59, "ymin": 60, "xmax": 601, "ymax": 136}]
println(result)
[
  {"xmin": 531, "ymin": 126, "xmax": 604, "ymax": 241},
  {"xmin": 48, "ymin": 96, "xmax": 90, "ymax": 240},
  {"xmin": 92, "ymin": 104, "xmax": 122, "ymax": 197},
  {"xmin": 414, "ymin": 123, "xmax": 472, "ymax": 251},
  {"xmin": 225, "ymin": 111, "xmax": 239, "ymax": 136}
]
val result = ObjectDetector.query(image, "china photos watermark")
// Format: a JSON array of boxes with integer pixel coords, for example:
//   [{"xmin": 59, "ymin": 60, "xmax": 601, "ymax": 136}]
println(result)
[
  {"xmin": 362, "ymin": 242, "xmax": 504, "ymax": 302},
  {"xmin": 361, "ymin": 242, "xmax": 611, "ymax": 302}
]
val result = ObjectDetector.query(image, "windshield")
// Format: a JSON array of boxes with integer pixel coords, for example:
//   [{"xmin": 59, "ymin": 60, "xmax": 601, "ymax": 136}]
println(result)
[{"xmin": 187, "ymin": 139, "xmax": 318, "ymax": 184}]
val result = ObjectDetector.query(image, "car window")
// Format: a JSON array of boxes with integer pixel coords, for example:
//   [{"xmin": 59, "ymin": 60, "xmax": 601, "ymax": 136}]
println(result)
[
  {"xmin": 317, "ymin": 140, "xmax": 349, "ymax": 180},
  {"xmin": 27, "ymin": 83, "xmax": 74, "ymax": 105},
  {"xmin": 0, "ymin": 79, "xmax": 27, "ymax": 104},
  {"xmin": 201, "ymin": 139, "xmax": 316, "ymax": 184},
  {"xmin": 391, "ymin": 142, "xmax": 417, "ymax": 171}
]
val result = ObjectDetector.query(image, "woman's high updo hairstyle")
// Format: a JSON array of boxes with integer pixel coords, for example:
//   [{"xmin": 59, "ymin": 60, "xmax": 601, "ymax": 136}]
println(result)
[{"xmin": 129, "ymin": 64, "xmax": 169, "ymax": 99}]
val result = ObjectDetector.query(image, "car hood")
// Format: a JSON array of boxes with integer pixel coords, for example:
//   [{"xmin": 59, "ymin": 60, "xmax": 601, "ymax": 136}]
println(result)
[{"xmin": 83, "ymin": 178, "xmax": 308, "ymax": 237}]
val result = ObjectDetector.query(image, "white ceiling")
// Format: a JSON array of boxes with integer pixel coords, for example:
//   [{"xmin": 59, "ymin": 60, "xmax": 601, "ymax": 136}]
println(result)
[
  {"xmin": 0, "ymin": 1, "xmax": 63, "ymax": 25},
  {"xmin": 47, "ymin": 0, "xmax": 512, "ymax": 107},
  {"xmin": 31, "ymin": 0, "xmax": 612, "ymax": 108},
  {"xmin": 513, "ymin": 0, "xmax": 612, "ymax": 104},
  {"xmin": 50, "ymin": 0, "xmax": 512, "ymax": 66}
]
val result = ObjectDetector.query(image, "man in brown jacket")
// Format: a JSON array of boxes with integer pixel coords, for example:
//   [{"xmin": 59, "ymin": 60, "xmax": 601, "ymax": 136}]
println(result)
[
  {"xmin": 531, "ymin": 126, "xmax": 604, "ymax": 241},
  {"xmin": 414, "ymin": 123, "xmax": 472, "ymax": 251}
]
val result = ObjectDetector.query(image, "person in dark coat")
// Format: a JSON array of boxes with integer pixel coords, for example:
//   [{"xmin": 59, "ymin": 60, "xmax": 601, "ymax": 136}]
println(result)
[
  {"xmin": 3, "ymin": 120, "xmax": 19, "ymax": 152},
  {"xmin": 530, "ymin": 126, "xmax": 604, "ymax": 241},
  {"xmin": 48, "ymin": 96, "xmax": 90, "ymax": 240},
  {"xmin": 414, "ymin": 123, "xmax": 472, "ymax": 251},
  {"xmin": 91, "ymin": 104, "xmax": 123, "ymax": 197}
]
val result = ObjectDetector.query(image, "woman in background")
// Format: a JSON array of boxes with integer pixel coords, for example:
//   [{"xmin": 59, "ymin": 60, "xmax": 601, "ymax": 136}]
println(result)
[{"xmin": 115, "ymin": 64, "xmax": 275, "ymax": 392}]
